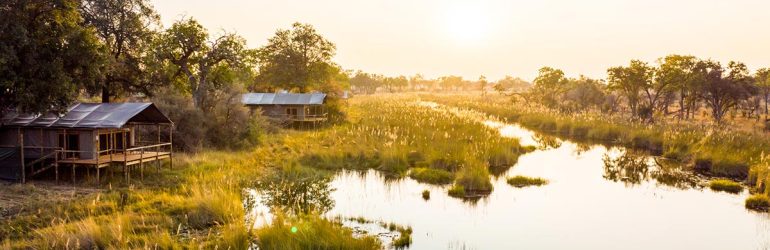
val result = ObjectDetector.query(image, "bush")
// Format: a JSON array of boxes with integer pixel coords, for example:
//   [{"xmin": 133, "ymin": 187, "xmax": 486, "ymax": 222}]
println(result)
[
  {"xmin": 745, "ymin": 194, "xmax": 770, "ymax": 211},
  {"xmin": 408, "ymin": 168, "xmax": 454, "ymax": 185},
  {"xmin": 506, "ymin": 175, "xmax": 549, "ymax": 187},
  {"xmin": 708, "ymin": 179, "xmax": 743, "ymax": 194},
  {"xmin": 421, "ymin": 190, "xmax": 430, "ymax": 200},
  {"xmin": 152, "ymin": 86, "xmax": 272, "ymax": 152}
]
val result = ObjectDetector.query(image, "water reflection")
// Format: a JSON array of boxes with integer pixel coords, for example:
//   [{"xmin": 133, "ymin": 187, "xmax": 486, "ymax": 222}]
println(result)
[
  {"xmin": 252, "ymin": 164, "xmax": 335, "ymax": 215},
  {"xmin": 602, "ymin": 150, "xmax": 652, "ymax": 186},
  {"xmin": 602, "ymin": 149, "xmax": 703, "ymax": 189}
]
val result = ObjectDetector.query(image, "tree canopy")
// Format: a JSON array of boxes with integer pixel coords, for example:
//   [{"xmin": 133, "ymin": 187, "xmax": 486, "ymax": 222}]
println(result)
[
  {"xmin": 256, "ymin": 22, "xmax": 336, "ymax": 92},
  {"xmin": 0, "ymin": 0, "xmax": 104, "ymax": 115}
]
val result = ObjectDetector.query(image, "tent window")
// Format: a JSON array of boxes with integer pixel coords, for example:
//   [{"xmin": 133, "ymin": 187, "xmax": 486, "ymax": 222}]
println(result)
[
  {"xmin": 286, "ymin": 107, "xmax": 298, "ymax": 118},
  {"xmin": 58, "ymin": 133, "xmax": 79, "ymax": 158}
]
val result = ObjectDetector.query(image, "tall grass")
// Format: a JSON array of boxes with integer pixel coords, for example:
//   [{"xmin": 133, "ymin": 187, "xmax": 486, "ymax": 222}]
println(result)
[
  {"xmin": 296, "ymin": 95, "xmax": 529, "ymax": 196},
  {"xmin": 255, "ymin": 214, "xmax": 380, "ymax": 249}
]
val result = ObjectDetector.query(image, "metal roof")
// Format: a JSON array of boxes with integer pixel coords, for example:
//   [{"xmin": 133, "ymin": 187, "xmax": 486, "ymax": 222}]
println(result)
[
  {"xmin": 1, "ymin": 103, "xmax": 172, "ymax": 129},
  {"xmin": 242, "ymin": 93, "xmax": 326, "ymax": 105}
]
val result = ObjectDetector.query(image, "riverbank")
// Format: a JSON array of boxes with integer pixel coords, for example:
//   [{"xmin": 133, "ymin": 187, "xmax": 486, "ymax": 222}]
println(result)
[{"xmin": 422, "ymin": 93, "xmax": 770, "ymax": 206}]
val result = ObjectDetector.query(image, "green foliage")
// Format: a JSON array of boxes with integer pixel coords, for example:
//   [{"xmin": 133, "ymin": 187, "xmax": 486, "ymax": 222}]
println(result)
[
  {"xmin": 255, "ymin": 22, "xmax": 336, "ymax": 93},
  {"xmin": 0, "ymin": 0, "xmax": 104, "ymax": 115},
  {"xmin": 507, "ymin": 176, "xmax": 549, "ymax": 187},
  {"xmin": 152, "ymin": 87, "xmax": 269, "ymax": 151},
  {"xmin": 80, "ymin": 0, "xmax": 161, "ymax": 102},
  {"xmin": 255, "ymin": 214, "xmax": 380, "ymax": 250},
  {"xmin": 154, "ymin": 17, "xmax": 251, "ymax": 109},
  {"xmin": 708, "ymin": 179, "xmax": 743, "ymax": 194},
  {"xmin": 409, "ymin": 168, "xmax": 454, "ymax": 185},
  {"xmin": 745, "ymin": 194, "xmax": 770, "ymax": 212}
]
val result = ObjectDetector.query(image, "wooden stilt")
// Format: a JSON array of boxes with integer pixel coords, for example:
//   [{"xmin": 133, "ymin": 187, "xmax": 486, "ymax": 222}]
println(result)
[
  {"xmin": 18, "ymin": 128, "xmax": 25, "ymax": 184},
  {"xmin": 72, "ymin": 165, "xmax": 76, "ymax": 186},
  {"xmin": 54, "ymin": 153, "xmax": 59, "ymax": 184},
  {"xmin": 169, "ymin": 125, "xmax": 173, "ymax": 169}
]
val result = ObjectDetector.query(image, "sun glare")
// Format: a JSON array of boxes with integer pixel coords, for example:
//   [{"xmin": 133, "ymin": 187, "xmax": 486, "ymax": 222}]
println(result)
[{"xmin": 443, "ymin": 3, "xmax": 490, "ymax": 44}]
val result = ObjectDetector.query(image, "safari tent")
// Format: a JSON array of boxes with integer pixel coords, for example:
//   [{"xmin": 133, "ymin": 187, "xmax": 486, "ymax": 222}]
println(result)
[
  {"xmin": 242, "ymin": 92, "xmax": 327, "ymax": 122},
  {"xmin": 0, "ymin": 103, "xmax": 173, "ymax": 183}
]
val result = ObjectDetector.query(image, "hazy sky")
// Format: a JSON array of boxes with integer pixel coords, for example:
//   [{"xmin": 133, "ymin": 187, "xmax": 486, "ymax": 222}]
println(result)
[{"xmin": 151, "ymin": 0, "xmax": 770, "ymax": 81}]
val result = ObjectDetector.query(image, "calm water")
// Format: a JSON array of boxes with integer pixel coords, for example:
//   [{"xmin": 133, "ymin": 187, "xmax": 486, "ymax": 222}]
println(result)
[{"xmin": 252, "ymin": 107, "xmax": 770, "ymax": 249}]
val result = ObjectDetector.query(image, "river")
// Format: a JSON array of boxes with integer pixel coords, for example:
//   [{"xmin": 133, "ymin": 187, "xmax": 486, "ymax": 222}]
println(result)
[{"xmin": 252, "ymin": 105, "xmax": 770, "ymax": 249}]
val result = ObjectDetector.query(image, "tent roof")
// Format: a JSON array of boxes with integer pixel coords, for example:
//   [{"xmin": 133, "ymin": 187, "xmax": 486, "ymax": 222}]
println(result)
[
  {"xmin": 242, "ymin": 93, "xmax": 326, "ymax": 105},
  {"xmin": 1, "ymin": 103, "xmax": 172, "ymax": 129}
]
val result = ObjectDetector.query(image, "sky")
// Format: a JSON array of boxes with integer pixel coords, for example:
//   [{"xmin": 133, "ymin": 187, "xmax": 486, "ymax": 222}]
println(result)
[{"xmin": 151, "ymin": 0, "xmax": 770, "ymax": 81}]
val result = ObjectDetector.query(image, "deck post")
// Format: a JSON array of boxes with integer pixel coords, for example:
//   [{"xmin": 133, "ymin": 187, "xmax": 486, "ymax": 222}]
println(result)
[
  {"xmin": 72, "ymin": 164, "xmax": 76, "ymax": 186},
  {"xmin": 18, "ymin": 128, "xmax": 25, "ymax": 184},
  {"xmin": 169, "ymin": 124, "xmax": 173, "ymax": 169},
  {"xmin": 156, "ymin": 125, "xmax": 161, "ymax": 171},
  {"xmin": 123, "ymin": 131, "xmax": 129, "ymax": 183},
  {"xmin": 54, "ymin": 152, "xmax": 59, "ymax": 184},
  {"xmin": 95, "ymin": 129, "xmax": 100, "ymax": 185},
  {"xmin": 140, "ymin": 147, "xmax": 144, "ymax": 180}
]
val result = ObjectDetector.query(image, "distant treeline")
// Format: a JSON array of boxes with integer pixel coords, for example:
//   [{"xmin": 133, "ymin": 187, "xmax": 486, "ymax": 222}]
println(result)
[
  {"xmin": 514, "ymin": 56, "xmax": 770, "ymax": 124},
  {"xmin": 348, "ymin": 73, "xmax": 531, "ymax": 94}
]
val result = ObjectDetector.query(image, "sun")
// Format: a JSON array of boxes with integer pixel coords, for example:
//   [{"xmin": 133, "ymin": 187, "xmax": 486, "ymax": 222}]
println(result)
[{"xmin": 443, "ymin": 3, "xmax": 490, "ymax": 44}]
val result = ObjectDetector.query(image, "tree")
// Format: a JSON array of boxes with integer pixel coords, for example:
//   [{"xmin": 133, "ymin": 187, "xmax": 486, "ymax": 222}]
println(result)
[
  {"xmin": 494, "ymin": 75, "xmax": 530, "ymax": 94},
  {"xmin": 478, "ymin": 75, "xmax": 488, "ymax": 96},
  {"xmin": 563, "ymin": 76, "xmax": 606, "ymax": 111},
  {"xmin": 607, "ymin": 60, "xmax": 654, "ymax": 119},
  {"xmin": 350, "ymin": 71, "xmax": 381, "ymax": 94},
  {"xmin": 656, "ymin": 55, "xmax": 698, "ymax": 119},
  {"xmin": 80, "ymin": 0, "xmax": 160, "ymax": 102},
  {"xmin": 0, "ymin": 0, "xmax": 104, "ymax": 116},
  {"xmin": 755, "ymin": 68, "xmax": 770, "ymax": 118},
  {"xmin": 438, "ymin": 76, "xmax": 465, "ymax": 91},
  {"xmin": 256, "ymin": 23, "xmax": 336, "ymax": 92},
  {"xmin": 695, "ymin": 60, "xmax": 756, "ymax": 123},
  {"xmin": 154, "ymin": 18, "xmax": 249, "ymax": 109},
  {"xmin": 531, "ymin": 67, "xmax": 568, "ymax": 108},
  {"xmin": 388, "ymin": 76, "xmax": 409, "ymax": 92}
]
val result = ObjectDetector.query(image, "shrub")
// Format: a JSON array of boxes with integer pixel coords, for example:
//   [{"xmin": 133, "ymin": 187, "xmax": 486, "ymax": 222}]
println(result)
[
  {"xmin": 708, "ymin": 179, "xmax": 743, "ymax": 194},
  {"xmin": 745, "ymin": 195, "xmax": 770, "ymax": 211},
  {"xmin": 421, "ymin": 190, "xmax": 430, "ymax": 200},
  {"xmin": 409, "ymin": 168, "xmax": 454, "ymax": 185},
  {"xmin": 507, "ymin": 175, "xmax": 549, "ymax": 187}
]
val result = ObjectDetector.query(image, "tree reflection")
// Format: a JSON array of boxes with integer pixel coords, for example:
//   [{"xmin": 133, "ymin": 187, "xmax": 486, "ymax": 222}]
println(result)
[
  {"xmin": 603, "ymin": 150, "xmax": 650, "ymax": 185},
  {"xmin": 602, "ymin": 150, "xmax": 702, "ymax": 189},
  {"xmin": 254, "ymin": 163, "xmax": 335, "ymax": 215}
]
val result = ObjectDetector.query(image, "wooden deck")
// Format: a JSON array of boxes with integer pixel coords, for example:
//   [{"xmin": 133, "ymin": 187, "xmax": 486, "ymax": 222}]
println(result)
[{"xmin": 58, "ymin": 151, "xmax": 170, "ymax": 168}]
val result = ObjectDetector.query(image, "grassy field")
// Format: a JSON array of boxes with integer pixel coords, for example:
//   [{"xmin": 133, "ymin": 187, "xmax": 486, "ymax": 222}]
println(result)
[{"xmin": 422, "ymin": 93, "xmax": 770, "ymax": 209}]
